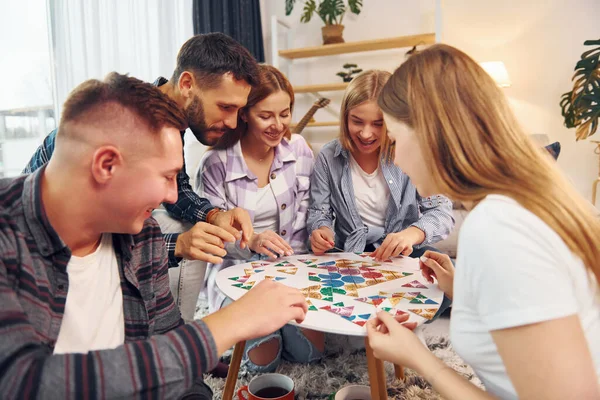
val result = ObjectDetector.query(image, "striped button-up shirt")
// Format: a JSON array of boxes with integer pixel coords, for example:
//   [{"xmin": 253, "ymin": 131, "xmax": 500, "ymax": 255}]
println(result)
[
  {"xmin": 0, "ymin": 169, "xmax": 217, "ymax": 399},
  {"xmin": 22, "ymin": 76, "xmax": 216, "ymax": 268},
  {"xmin": 307, "ymin": 139, "xmax": 454, "ymax": 252},
  {"xmin": 196, "ymin": 134, "xmax": 314, "ymax": 311}
]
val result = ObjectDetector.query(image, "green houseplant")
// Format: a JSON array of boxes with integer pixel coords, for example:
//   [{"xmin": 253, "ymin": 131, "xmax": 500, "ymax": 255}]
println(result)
[
  {"xmin": 336, "ymin": 63, "xmax": 363, "ymax": 82},
  {"xmin": 285, "ymin": 0, "xmax": 363, "ymax": 45},
  {"xmin": 560, "ymin": 39, "xmax": 600, "ymax": 140}
]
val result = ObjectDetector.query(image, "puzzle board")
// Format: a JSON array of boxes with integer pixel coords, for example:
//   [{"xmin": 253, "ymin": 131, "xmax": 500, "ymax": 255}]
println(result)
[{"xmin": 216, "ymin": 252, "xmax": 443, "ymax": 336}]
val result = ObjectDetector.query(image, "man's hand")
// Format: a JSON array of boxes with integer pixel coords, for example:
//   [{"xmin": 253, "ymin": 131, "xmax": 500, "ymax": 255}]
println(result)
[
  {"xmin": 174, "ymin": 222, "xmax": 236, "ymax": 263},
  {"xmin": 249, "ymin": 230, "xmax": 294, "ymax": 260},
  {"xmin": 210, "ymin": 208, "xmax": 253, "ymax": 249},
  {"xmin": 419, "ymin": 250, "xmax": 454, "ymax": 300},
  {"xmin": 203, "ymin": 280, "xmax": 308, "ymax": 354},
  {"xmin": 371, "ymin": 227, "xmax": 425, "ymax": 261},
  {"xmin": 310, "ymin": 226, "xmax": 335, "ymax": 255}
]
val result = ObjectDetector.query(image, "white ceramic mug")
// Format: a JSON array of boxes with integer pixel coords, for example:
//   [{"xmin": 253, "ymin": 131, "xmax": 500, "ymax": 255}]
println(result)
[{"xmin": 335, "ymin": 384, "xmax": 371, "ymax": 400}]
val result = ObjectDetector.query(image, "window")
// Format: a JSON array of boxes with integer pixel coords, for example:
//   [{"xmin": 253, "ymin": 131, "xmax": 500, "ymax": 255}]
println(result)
[{"xmin": 0, "ymin": 0, "xmax": 55, "ymax": 177}]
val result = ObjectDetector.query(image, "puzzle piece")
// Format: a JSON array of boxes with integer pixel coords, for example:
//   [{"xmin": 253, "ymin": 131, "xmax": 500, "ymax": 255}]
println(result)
[
  {"xmin": 229, "ymin": 275, "xmax": 251, "ymax": 284},
  {"xmin": 408, "ymin": 308, "xmax": 437, "ymax": 320},
  {"xmin": 274, "ymin": 261, "xmax": 294, "ymax": 267},
  {"xmin": 401, "ymin": 280, "xmax": 428, "ymax": 289},
  {"xmin": 320, "ymin": 303, "xmax": 354, "ymax": 317},
  {"xmin": 264, "ymin": 276, "xmax": 287, "ymax": 282},
  {"xmin": 250, "ymin": 262, "xmax": 271, "ymax": 268},
  {"xmin": 298, "ymin": 258, "xmax": 319, "ymax": 265},
  {"xmin": 277, "ymin": 267, "xmax": 298, "ymax": 275},
  {"xmin": 244, "ymin": 268, "xmax": 264, "ymax": 276},
  {"xmin": 306, "ymin": 300, "xmax": 318, "ymax": 311},
  {"xmin": 300, "ymin": 285, "xmax": 333, "ymax": 302},
  {"xmin": 233, "ymin": 281, "xmax": 256, "ymax": 290},
  {"xmin": 342, "ymin": 312, "xmax": 373, "ymax": 327}
]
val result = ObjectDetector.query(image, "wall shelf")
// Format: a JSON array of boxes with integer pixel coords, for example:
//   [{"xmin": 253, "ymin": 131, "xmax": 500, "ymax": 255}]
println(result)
[
  {"xmin": 278, "ymin": 33, "xmax": 435, "ymax": 60},
  {"xmin": 291, "ymin": 121, "xmax": 339, "ymax": 129},
  {"xmin": 293, "ymin": 82, "xmax": 349, "ymax": 93}
]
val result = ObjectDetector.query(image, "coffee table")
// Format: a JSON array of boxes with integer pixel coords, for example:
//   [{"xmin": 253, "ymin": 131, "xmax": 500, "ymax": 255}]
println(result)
[{"xmin": 216, "ymin": 252, "xmax": 443, "ymax": 399}]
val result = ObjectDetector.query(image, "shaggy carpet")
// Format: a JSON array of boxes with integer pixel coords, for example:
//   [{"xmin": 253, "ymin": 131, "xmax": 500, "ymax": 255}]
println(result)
[{"xmin": 195, "ymin": 299, "xmax": 482, "ymax": 399}]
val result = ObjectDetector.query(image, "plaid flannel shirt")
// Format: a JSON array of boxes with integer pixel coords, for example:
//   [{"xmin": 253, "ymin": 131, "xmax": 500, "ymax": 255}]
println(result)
[
  {"xmin": 196, "ymin": 134, "xmax": 314, "ymax": 311},
  {"xmin": 22, "ymin": 77, "xmax": 216, "ymax": 267},
  {"xmin": 307, "ymin": 139, "xmax": 455, "ymax": 252},
  {"xmin": 0, "ymin": 170, "xmax": 218, "ymax": 399}
]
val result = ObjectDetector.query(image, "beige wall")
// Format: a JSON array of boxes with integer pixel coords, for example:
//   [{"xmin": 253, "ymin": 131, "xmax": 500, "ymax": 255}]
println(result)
[{"xmin": 258, "ymin": 0, "xmax": 600, "ymax": 203}]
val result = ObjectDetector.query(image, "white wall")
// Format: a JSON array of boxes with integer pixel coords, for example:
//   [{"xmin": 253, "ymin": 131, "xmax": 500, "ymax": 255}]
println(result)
[{"xmin": 259, "ymin": 0, "xmax": 600, "ymax": 202}]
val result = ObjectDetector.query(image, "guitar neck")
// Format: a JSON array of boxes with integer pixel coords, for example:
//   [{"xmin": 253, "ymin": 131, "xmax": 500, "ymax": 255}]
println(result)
[{"xmin": 293, "ymin": 105, "xmax": 320, "ymax": 134}]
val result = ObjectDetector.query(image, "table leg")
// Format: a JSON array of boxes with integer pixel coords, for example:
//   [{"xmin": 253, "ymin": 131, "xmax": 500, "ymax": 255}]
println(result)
[
  {"xmin": 365, "ymin": 337, "xmax": 387, "ymax": 400},
  {"xmin": 394, "ymin": 364, "xmax": 405, "ymax": 381},
  {"xmin": 222, "ymin": 340, "xmax": 246, "ymax": 400}
]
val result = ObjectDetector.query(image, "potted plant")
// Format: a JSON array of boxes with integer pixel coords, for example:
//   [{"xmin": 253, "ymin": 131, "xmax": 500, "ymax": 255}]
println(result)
[
  {"xmin": 285, "ymin": 0, "xmax": 363, "ymax": 45},
  {"xmin": 560, "ymin": 39, "xmax": 600, "ymax": 140},
  {"xmin": 336, "ymin": 63, "xmax": 363, "ymax": 82}
]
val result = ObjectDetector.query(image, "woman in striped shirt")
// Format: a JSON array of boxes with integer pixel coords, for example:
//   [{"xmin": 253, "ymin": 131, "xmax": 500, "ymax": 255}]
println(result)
[{"xmin": 307, "ymin": 70, "xmax": 454, "ymax": 262}]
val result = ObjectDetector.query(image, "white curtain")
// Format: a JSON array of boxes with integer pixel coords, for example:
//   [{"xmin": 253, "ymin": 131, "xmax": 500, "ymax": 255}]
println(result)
[{"xmin": 48, "ymin": 0, "xmax": 194, "ymax": 116}]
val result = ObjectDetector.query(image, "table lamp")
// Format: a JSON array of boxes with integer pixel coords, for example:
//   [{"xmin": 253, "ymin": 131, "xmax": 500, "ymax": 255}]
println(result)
[{"xmin": 480, "ymin": 61, "xmax": 512, "ymax": 88}]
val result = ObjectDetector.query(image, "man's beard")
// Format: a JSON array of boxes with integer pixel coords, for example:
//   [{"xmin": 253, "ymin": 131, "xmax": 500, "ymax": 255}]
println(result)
[{"xmin": 185, "ymin": 95, "xmax": 230, "ymax": 146}]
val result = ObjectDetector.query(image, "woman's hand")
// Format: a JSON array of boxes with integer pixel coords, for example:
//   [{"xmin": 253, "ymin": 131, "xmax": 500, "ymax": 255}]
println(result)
[
  {"xmin": 366, "ymin": 311, "xmax": 428, "ymax": 370},
  {"xmin": 248, "ymin": 230, "xmax": 294, "ymax": 260},
  {"xmin": 371, "ymin": 227, "xmax": 425, "ymax": 261},
  {"xmin": 419, "ymin": 250, "xmax": 455, "ymax": 300},
  {"xmin": 310, "ymin": 226, "xmax": 335, "ymax": 255}
]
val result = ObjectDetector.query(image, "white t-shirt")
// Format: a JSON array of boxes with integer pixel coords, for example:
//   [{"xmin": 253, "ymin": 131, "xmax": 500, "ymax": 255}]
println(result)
[
  {"xmin": 54, "ymin": 234, "xmax": 125, "ymax": 354},
  {"xmin": 450, "ymin": 195, "xmax": 600, "ymax": 399},
  {"xmin": 253, "ymin": 183, "xmax": 279, "ymax": 234},
  {"xmin": 349, "ymin": 155, "xmax": 390, "ymax": 228}
]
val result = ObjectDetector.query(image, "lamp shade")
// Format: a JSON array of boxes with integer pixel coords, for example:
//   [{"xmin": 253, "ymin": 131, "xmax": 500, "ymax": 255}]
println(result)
[{"xmin": 480, "ymin": 61, "xmax": 511, "ymax": 88}]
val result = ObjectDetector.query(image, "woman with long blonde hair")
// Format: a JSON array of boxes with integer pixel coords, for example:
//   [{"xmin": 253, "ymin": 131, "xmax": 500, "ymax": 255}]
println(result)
[
  {"xmin": 306, "ymin": 69, "xmax": 454, "ymax": 264},
  {"xmin": 367, "ymin": 44, "xmax": 600, "ymax": 399}
]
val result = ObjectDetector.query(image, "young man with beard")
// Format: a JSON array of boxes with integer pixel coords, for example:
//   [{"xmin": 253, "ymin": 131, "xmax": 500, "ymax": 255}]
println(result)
[
  {"xmin": 0, "ymin": 73, "xmax": 308, "ymax": 399},
  {"xmin": 24, "ymin": 33, "xmax": 260, "ymax": 324}
]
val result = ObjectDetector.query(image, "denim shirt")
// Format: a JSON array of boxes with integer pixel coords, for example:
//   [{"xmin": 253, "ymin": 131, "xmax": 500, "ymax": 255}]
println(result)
[{"xmin": 307, "ymin": 139, "xmax": 454, "ymax": 252}]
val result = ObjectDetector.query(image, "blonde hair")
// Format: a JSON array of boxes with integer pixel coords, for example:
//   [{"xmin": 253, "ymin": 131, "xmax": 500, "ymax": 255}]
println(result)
[
  {"xmin": 213, "ymin": 64, "xmax": 294, "ymax": 150},
  {"xmin": 379, "ymin": 43, "xmax": 600, "ymax": 283},
  {"xmin": 339, "ymin": 70, "xmax": 392, "ymax": 160}
]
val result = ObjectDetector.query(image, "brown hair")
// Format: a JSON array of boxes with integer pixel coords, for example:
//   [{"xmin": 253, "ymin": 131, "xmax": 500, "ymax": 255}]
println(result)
[
  {"xmin": 171, "ymin": 33, "xmax": 260, "ymax": 90},
  {"xmin": 213, "ymin": 64, "xmax": 294, "ymax": 149},
  {"xmin": 339, "ymin": 70, "xmax": 392, "ymax": 160},
  {"xmin": 59, "ymin": 72, "xmax": 187, "ymax": 135},
  {"xmin": 379, "ymin": 43, "xmax": 600, "ymax": 283}
]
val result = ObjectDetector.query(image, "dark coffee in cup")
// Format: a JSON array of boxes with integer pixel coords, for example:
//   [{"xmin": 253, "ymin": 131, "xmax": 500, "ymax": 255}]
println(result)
[{"xmin": 253, "ymin": 386, "xmax": 289, "ymax": 398}]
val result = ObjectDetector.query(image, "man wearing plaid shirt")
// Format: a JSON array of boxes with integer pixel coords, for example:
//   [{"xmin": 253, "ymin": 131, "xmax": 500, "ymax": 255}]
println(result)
[
  {"xmin": 1, "ymin": 72, "xmax": 308, "ymax": 399},
  {"xmin": 24, "ymin": 33, "xmax": 256, "ymax": 269}
]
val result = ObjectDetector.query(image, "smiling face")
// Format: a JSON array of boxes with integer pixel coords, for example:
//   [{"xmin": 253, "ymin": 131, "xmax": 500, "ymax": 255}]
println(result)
[
  {"xmin": 346, "ymin": 100, "xmax": 386, "ymax": 156},
  {"xmin": 243, "ymin": 90, "xmax": 292, "ymax": 149},
  {"xmin": 105, "ymin": 125, "xmax": 183, "ymax": 234},
  {"xmin": 185, "ymin": 72, "xmax": 252, "ymax": 146},
  {"xmin": 383, "ymin": 112, "xmax": 438, "ymax": 197}
]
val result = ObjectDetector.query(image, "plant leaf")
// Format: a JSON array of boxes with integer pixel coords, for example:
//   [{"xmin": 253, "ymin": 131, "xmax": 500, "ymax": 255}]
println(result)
[
  {"xmin": 348, "ymin": 0, "xmax": 363, "ymax": 14},
  {"xmin": 301, "ymin": 0, "xmax": 317, "ymax": 23},
  {"xmin": 285, "ymin": 0, "xmax": 296, "ymax": 16},
  {"xmin": 560, "ymin": 39, "xmax": 600, "ymax": 140}
]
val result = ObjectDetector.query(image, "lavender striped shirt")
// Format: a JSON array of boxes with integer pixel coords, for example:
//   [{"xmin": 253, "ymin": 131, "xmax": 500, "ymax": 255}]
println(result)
[{"xmin": 196, "ymin": 134, "xmax": 314, "ymax": 311}]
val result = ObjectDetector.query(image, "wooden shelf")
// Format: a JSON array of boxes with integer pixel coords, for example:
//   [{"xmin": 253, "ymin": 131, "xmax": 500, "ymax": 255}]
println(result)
[
  {"xmin": 291, "ymin": 121, "xmax": 339, "ymax": 129},
  {"xmin": 293, "ymin": 82, "xmax": 349, "ymax": 93},
  {"xmin": 279, "ymin": 33, "xmax": 435, "ymax": 60}
]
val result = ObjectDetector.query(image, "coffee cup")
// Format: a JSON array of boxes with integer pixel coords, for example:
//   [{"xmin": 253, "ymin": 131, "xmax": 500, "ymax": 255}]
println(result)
[
  {"xmin": 334, "ymin": 384, "xmax": 371, "ymax": 400},
  {"xmin": 237, "ymin": 373, "xmax": 294, "ymax": 400}
]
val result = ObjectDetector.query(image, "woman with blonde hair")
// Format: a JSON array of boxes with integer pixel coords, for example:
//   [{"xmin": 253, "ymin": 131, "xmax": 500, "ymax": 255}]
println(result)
[
  {"xmin": 196, "ymin": 64, "xmax": 323, "ymax": 372},
  {"xmin": 367, "ymin": 44, "xmax": 600, "ymax": 399},
  {"xmin": 307, "ymin": 69, "xmax": 454, "ymax": 263}
]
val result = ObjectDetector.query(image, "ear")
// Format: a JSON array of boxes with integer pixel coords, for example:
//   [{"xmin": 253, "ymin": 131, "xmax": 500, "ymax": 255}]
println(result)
[
  {"xmin": 90, "ymin": 146, "xmax": 123, "ymax": 184},
  {"xmin": 240, "ymin": 109, "xmax": 248, "ymax": 123},
  {"xmin": 178, "ymin": 71, "xmax": 195, "ymax": 99}
]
